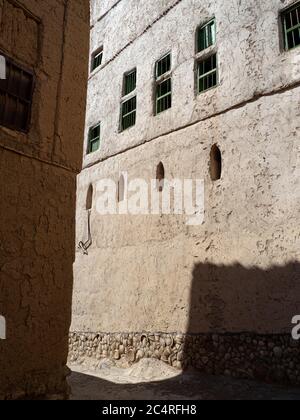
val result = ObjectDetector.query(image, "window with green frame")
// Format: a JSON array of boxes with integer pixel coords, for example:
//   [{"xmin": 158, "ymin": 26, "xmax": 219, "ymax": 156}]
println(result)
[
  {"xmin": 87, "ymin": 123, "xmax": 100, "ymax": 154},
  {"xmin": 121, "ymin": 96, "xmax": 136, "ymax": 131},
  {"xmin": 155, "ymin": 53, "xmax": 171, "ymax": 78},
  {"xmin": 282, "ymin": 2, "xmax": 300, "ymax": 50},
  {"xmin": 156, "ymin": 78, "xmax": 172, "ymax": 114},
  {"xmin": 198, "ymin": 54, "xmax": 218, "ymax": 93},
  {"xmin": 155, "ymin": 53, "xmax": 172, "ymax": 114},
  {"xmin": 124, "ymin": 69, "xmax": 137, "ymax": 96},
  {"xmin": 197, "ymin": 19, "xmax": 216, "ymax": 52},
  {"xmin": 91, "ymin": 48, "xmax": 103, "ymax": 72}
]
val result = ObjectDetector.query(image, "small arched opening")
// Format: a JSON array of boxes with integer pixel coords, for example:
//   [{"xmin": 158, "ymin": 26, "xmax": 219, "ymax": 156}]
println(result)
[
  {"xmin": 86, "ymin": 184, "xmax": 93, "ymax": 210},
  {"xmin": 210, "ymin": 144, "xmax": 222, "ymax": 181},
  {"xmin": 156, "ymin": 162, "xmax": 165, "ymax": 192},
  {"xmin": 118, "ymin": 174, "xmax": 125, "ymax": 202}
]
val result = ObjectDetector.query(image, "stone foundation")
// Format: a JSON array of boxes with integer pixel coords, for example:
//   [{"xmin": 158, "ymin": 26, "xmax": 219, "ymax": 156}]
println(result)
[{"xmin": 69, "ymin": 332, "xmax": 300, "ymax": 386}]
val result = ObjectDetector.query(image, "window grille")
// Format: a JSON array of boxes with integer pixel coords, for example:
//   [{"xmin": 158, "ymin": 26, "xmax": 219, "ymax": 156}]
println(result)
[{"xmin": 282, "ymin": 2, "xmax": 300, "ymax": 50}]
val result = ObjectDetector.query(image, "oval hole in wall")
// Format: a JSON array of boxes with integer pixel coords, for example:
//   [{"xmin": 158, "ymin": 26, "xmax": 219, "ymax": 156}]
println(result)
[
  {"xmin": 86, "ymin": 184, "xmax": 93, "ymax": 210},
  {"xmin": 156, "ymin": 162, "xmax": 165, "ymax": 192},
  {"xmin": 210, "ymin": 144, "xmax": 222, "ymax": 181},
  {"xmin": 118, "ymin": 174, "xmax": 125, "ymax": 202}
]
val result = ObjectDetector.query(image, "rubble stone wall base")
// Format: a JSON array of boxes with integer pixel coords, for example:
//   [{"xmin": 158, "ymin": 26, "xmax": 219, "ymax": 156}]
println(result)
[{"xmin": 69, "ymin": 332, "xmax": 300, "ymax": 386}]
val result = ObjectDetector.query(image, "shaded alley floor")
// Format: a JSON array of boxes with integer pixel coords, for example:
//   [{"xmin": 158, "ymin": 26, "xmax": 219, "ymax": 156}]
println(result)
[{"xmin": 69, "ymin": 359, "xmax": 300, "ymax": 400}]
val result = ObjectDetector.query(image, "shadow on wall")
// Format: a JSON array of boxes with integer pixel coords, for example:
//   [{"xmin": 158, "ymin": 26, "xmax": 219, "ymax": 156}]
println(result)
[
  {"xmin": 69, "ymin": 262, "xmax": 300, "ymax": 388},
  {"xmin": 181, "ymin": 261, "xmax": 300, "ymax": 384},
  {"xmin": 188, "ymin": 262, "xmax": 300, "ymax": 334},
  {"xmin": 69, "ymin": 260, "xmax": 300, "ymax": 396}
]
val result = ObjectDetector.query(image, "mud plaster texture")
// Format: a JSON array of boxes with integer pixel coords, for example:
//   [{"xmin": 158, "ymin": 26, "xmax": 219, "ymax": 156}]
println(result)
[
  {"xmin": 72, "ymin": 0, "xmax": 300, "ymax": 385},
  {"xmin": 0, "ymin": 0, "xmax": 89, "ymax": 400}
]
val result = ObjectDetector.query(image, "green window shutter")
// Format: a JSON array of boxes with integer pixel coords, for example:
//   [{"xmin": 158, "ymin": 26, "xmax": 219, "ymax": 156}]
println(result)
[
  {"xmin": 156, "ymin": 78, "xmax": 172, "ymax": 114},
  {"xmin": 282, "ymin": 2, "xmax": 300, "ymax": 50},
  {"xmin": 120, "ymin": 69, "xmax": 137, "ymax": 131},
  {"xmin": 87, "ymin": 123, "xmax": 101, "ymax": 154},
  {"xmin": 198, "ymin": 54, "xmax": 218, "ymax": 93},
  {"xmin": 121, "ymin": 96, "xmax": 136, "ymax": 130},
  {"xmin": 156, "ymin": 53, "xmax": 171, "ymax": 79},
  {"xmin": 124, "ymin": 70, "xmax": 137, "ymax": 96},
  {"xmin": 197, "ymin": 19, "xmax": 216, "ymax": 53},
  {"xmin": 155, "ymin": 53, "xmax": 172, "ymax": 115},
  {"xmin": 91, "ymin": 48, "xmax": 103, "ymax": 71}
]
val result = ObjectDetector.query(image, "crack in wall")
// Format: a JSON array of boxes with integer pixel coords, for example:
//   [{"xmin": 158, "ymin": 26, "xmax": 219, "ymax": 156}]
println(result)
[
  {"xmin": 89, "ymin": 0, "xmax": 184, "ymax": 81},
  {"xmin": 91, "ymin": 0, "xmax": 123, "ymax": 27},
  {"xmin": 0, "ymin": 143, "xmax": 80, "ymax": 175}
]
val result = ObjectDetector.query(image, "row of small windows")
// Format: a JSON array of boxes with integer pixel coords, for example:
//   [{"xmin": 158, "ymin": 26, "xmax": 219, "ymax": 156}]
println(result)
[
  {"xmin": 87, "ymin": 2, "xmax": 300, "ymax": 154},
  {"xmin": 87, "ymin": 19, "xmax": 217, "ymax": 153},
  {"xmin": 0, "ymin": 3, "xmax": 298, "ymax": 136},
  {"xmin": 91, "ymin": 1, "xmax": 300, "ymax": 73},
  {"xmin": 120, "ymin": 54, "xmax": 173, "ymax": 133},
  {"xmin": 85, "ymin": 144, "xmax": 222, "ymax": 210}
]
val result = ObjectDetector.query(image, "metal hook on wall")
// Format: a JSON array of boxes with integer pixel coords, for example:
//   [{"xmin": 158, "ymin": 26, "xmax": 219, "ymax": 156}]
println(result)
[{"xmin": 78, "ymin": 210, "xmax": 92, "ymax": 255}]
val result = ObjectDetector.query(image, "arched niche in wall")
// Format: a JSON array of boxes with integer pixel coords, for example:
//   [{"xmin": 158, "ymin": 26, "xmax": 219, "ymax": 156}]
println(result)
[
  {"xmin": 86, "ymin": 184, "xmax": 93, "ymax": 210},
  {"xmin": 118, "ymin": 174, "xmax": 125, "ymax": 202},
  {"xmin": 210, "ymin": 144, "xmax": 222, "ymax": 181},
  {"xmin": 156, "ymin": 162, "xmax": 165, "ymax": 192}
]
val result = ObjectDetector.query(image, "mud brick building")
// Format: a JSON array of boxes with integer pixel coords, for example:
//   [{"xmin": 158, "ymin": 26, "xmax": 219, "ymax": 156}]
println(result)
[{"xmin": 0, "ymin": 0, "xmax": 89, "ymax": 399}]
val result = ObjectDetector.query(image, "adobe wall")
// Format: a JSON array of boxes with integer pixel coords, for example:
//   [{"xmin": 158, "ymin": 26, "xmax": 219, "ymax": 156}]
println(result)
[
  {"xmin": 84, "ymin": 0, "xmax": 300, "ymax": 166},
  {"xmin": 72, "ymin": 87, "xmax": 300, "ymax": 335},
  {"xmin": 0, "ymin": 0, "xmax": 89, "ymax": 399},
  {"xmin": 71, "ymin": 0, "xmax": 300, "ymax": 385}
]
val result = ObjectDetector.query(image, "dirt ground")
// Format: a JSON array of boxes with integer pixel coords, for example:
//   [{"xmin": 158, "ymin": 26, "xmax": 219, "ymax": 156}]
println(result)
[{"xmin": 69, "ymin": 359, "xmax": 300, "ymax": 400}]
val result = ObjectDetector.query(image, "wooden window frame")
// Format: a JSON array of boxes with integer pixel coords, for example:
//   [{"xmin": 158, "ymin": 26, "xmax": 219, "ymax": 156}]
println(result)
[
  {"xmin": 121, "ymin": 96, "xmax": 136, "ymax": 131},
  {"xmin": 197, "ymin": 18, "xmax": 216, "ymax": 53},
  {"xmin": 0, "ymin": 52, "xmax": 34, "ymax": 133},
  {"xmin": 91, "ymin": 47, "xmax": 103, "ymax": 72},
  {"xmin": 155, "ymin": 52, "xmax": 172, "ymax": 115},
  {"xmin": 123, "ymin": 68, "xmax": 137, "ymax": 96},
  {"xmin": 120, "ymin": 68, "xmax": 137, "ymax": 132},
  {"xmin": 282, "ymin": 2, "xmax": 300, "ymax": 51},
  {"xmin": 87, "ymin": 123, "xmax": 101, "ymax": 154},
  {"xmin": 197, "ymin": 53, "xmax": 218, "ymax": 94}
]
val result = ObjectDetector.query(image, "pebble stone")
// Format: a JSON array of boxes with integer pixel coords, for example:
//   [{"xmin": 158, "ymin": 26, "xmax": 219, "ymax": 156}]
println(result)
[{"xmin": 68, "ymin": 332, "xmax": 300, "ymax": 386}]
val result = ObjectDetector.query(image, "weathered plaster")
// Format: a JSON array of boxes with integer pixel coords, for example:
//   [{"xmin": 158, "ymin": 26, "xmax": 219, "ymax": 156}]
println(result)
[
  {"xmin": 72, "ymin": 0, "xmax": 300, "ymax": 384},
  {"xmin": 84, "ymin": 0, "xmax": 300, "ymax": 166},
  {"xmin": 73, "ymin": 87, "xmax": 300, "ymax": 334},
  {"xmin": 0, "ymin": 0, "xmax": 89, "ymax": 400}
]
